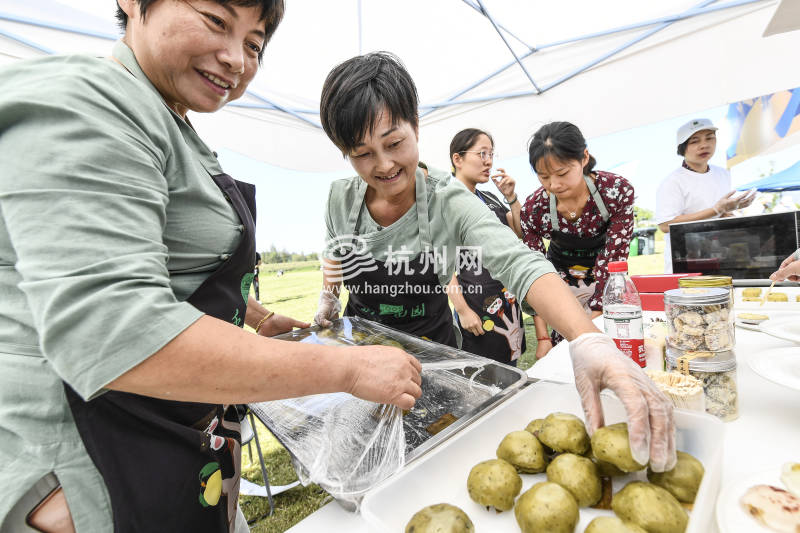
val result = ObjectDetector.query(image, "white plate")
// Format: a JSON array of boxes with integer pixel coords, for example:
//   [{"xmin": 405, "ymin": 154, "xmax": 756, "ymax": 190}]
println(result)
[
  {"xmin": 716, "ymin": 468, "xmax": 789, "ymax": 533},
  {"xmin": 748, "ymin": 347, "xmax": 800, "ymax": 391},
  {"xmin": 361, "ymin": 381, "xmax": 723, "ymax": 533},
  {"xmin": 760, "ymin": 317, "xmax": 800, "ymax": 344}
]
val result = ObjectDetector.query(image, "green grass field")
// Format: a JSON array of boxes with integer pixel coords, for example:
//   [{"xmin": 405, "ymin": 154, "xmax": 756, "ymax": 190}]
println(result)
[{"xmin": 242, "ymin": 244, "xmax": 666, "ymax": 531}]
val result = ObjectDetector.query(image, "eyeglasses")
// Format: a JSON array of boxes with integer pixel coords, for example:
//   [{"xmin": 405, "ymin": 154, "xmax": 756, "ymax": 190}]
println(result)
[{"xmin": 461, "ymin": 150, "xmax": 496, "ymax": 162}]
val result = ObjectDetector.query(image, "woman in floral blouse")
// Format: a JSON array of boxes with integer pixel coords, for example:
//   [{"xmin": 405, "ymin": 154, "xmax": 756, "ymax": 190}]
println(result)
[{"xmin": 520, "ymin": 122, "xmax": 635, "ymax": 358}]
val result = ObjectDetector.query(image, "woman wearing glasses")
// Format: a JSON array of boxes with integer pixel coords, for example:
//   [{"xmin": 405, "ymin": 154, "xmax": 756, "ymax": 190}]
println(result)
[
  {"xmin": 520, "ymin": 122, "xmax": 636, "ymax": 359},
  {"xmin": 446, "ymin": 128, "xmax": 527, "ymax": 364},
  {"xmin": 312, "ymin": 52, "xmax": 677, "ymax": 477}
]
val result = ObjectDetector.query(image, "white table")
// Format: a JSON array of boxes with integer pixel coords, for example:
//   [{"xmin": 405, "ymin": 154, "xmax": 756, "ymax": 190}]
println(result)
[{"xmin": 288, "ymin": 313, "xmax": 800, "ymax": 533}]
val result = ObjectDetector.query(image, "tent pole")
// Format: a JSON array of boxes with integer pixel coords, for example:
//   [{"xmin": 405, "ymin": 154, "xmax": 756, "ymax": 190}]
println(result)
[
  {"xmin": 421, "ymin": 0, "xmax": 769, "ymax": 117},
  {"xmin": 473, "ymin": 0, "xmax": 541, "ymax": 94},
  {"xmin": 540, "ymin": 0, "xmax": 717, "ymax": 93},
  {"xmin": 0, "ymin": 28, "xmax": 54, "ymax": 54},
  {"xmin": 358, "ymin": 0, "xmax": 363, "ymax": 55},
  {"xmin": 0, "ymin": 12, "xmax": 119, "ymax": 40},
  {"xmin": 245, "ymin": 89, "xmax": 323, "ymax": 129},
  {"xmin": 459, "ymin": 0, "xmax": 533, "ymax": 52}
]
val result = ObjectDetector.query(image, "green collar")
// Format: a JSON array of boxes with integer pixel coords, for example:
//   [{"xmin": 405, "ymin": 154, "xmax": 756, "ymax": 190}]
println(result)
[
  {"xmin": 111, "ymin": 40, "xmax": 222, "ymax": 175},
  {"xmin": 112, "ymin": 40, "xmax": 162, "ymax": 101}
]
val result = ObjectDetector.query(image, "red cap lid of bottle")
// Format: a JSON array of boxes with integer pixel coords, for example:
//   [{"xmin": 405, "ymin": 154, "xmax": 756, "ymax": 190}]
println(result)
[{"xmin": 608, "ymin": 261, "xmax": 628, "ymax": 273}]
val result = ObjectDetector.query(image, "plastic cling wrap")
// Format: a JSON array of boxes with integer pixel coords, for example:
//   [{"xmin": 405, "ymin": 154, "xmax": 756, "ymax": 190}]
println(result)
[{"xmin": 249, "ymin": 317, "xmax": 527, "ymax": 510}]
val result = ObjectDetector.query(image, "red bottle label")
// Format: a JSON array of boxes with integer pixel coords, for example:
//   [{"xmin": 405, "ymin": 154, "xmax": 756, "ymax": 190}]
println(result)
[{"xmin": 612, "ymin": 338, "xmax": 646, "ymax": 367}]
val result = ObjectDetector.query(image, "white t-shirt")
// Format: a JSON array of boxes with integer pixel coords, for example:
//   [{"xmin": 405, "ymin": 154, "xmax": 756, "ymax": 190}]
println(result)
[{"xmin": 655, "ymin": 164, "xmax": 731, "ymax": 273}]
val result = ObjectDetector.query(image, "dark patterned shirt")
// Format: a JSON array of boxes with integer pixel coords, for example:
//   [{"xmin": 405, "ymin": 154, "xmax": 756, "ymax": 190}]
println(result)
[{"xmin": 520, "ymin": 171, "xmax": 635, "ymax": 310}]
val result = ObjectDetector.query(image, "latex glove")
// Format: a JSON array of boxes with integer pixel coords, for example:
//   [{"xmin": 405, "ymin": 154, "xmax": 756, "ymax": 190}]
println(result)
[
  {"xmin": 714, "ymin": 190, "xmax": 754, "ymax": 216},
  {"xmin": 313, "ymin": 290, "xmax": 341, "ymax": 327},
  {"xmin": 570, "ymin": 332, "xmax": 676, "ymax": 472},
  {"xmin": 734, "ymin": 189, "xmax": 757, "ymax": 210},
  {"xmin": 457, "ymin": 308, "xmax": 485, "ymax": 336},
  {"xmin": 770, "ymin": 250, "xmax": 800, "ymax": 282},
  {"xmin": 256, "ymin": 313, "xmax": 310, "ymax": 337}
]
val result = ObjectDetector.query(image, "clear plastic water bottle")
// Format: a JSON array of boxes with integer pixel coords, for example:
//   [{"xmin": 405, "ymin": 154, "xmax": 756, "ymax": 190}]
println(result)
[{"xmin": 603, "ymin": 260, "xmax": 646, "ymax": 367}]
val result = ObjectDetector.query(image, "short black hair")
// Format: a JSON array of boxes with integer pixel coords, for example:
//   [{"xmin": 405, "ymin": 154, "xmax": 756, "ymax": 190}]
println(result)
[
  {"xmin": 677, "ymin": 139, "xmax": 689, "ymax": 156},
  {"xmin": 449, "ymin": 128, "xmax": 494, "ymax": 172},
  {"xmin": 528, "ymin": 121, "xmax": 596, "ymax": 176},
  {"xmin": 115, "ymin": 0, "xmax": 284, "ymax": 63},
  {"xmin": 320, "ymin": 52, "xmax": 419, "ymax": 155}
]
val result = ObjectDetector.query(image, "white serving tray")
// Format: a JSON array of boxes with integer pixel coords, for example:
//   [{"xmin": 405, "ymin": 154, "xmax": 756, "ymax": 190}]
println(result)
[{"xmin": 361, "ymin": 381, "xmax": 723, "ymax": 533}]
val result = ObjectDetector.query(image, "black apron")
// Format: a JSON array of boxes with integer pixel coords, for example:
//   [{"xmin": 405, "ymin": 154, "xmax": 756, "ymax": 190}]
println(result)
[
  {"xmin": 456, "ymin": 189, "xmax": 526, "ymax": 364},
  {"xmin": 545, "ymin": 175, "xmax": 610, "ymax": 343},
  {"xmin": 64, "ymin": 173, "xmax": 257, "ymax": 533},
  {"xmin": 545, "ymin": 175, "xmax": 610, "ymax": 284},
  {"xmin": 339, "ymin": 173, "xmax": 456, "ymax": 347}
]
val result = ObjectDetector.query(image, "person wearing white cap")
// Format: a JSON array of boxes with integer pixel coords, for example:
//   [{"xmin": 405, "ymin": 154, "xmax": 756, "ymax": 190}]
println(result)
[{"xmin": 655, "ymin": 118, "xmax": 756, "ymax": 273}]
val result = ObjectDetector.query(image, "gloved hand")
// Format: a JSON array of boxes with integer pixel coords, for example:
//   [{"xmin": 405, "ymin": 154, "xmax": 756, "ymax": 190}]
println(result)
[
  {"xmin": 714, "ymin": 189, "xmax": 756, "ymax": 216},
  {"xmin": 569, "ymin": 332, "xmax": 676, "ymax": 472},
  {"xmin": 313, "ymin": 290, "xmax": 342, "ymax": 327},
  {"xmin": 734, "ymin": 189, "xmax": 757, "ymax": 210}
]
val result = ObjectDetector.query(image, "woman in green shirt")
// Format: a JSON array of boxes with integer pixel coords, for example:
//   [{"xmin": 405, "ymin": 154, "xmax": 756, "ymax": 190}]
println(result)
[
  {"xmin": 0, "ymin": 2, "xmax": 421, "ymax": 532},
  {"xmin": 313, "ymin": 52, "xmax": 677, "ymax": 476}
]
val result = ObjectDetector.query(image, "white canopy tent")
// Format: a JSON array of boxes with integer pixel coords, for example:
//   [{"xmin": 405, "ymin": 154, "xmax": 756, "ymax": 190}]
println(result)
[{"xmin": 2, "ymin": 0, "xmax": 800, "ymax": 173}]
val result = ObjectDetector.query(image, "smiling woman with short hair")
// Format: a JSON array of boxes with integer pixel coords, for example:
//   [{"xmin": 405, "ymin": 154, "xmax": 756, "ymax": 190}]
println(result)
[
  {"xmin": 313, "ymin": 52, "xmax": 677, "ymax": 481},
  {"xmin": 0, "ymin": 3, "xmax": 426, "ymax": 532}
]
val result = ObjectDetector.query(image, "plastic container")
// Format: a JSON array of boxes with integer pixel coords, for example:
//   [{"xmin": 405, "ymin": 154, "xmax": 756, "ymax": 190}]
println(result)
[
  {"xmin": 664, "ymin": 287, "xmax": 734, "ymax": 352},
  {"xmin": 679, "ymin": 275, "xmax": 733, "ymax": 307},
  {"xmin": 603, "ymin": 261, "xmax": 646, "ymax": 367},
  {"xmin": 666, "ymin": 347, "xmax": 738, "ymax": 422},
  {"xmin": 361, "ymin": 381, "xmax": 724, "ymax": 533}
]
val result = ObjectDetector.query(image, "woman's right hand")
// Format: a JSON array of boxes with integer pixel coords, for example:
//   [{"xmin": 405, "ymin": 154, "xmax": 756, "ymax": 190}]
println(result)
[
  {"xmin": 313, "ymin": 289, "xmax": 342, "ymax": 327},
  {"xmin": 770, "ymin": 251, "xmax": 800, "ymax": 282},
  {"xmin": 535, "ymin": 338, "xmax": 552, "ymax": 359},
  {"xmin": 343, "ymin": 345, "xmax": 423, "ymax": 409},
  {"xmin": 458, "ymin": 308, "xmax": 485, "ymax": 336}
]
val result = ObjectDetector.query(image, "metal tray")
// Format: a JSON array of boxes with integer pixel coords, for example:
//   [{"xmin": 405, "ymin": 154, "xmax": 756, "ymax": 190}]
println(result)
[{"xmin": 249, "ymin": 317, "xmax": 528, "ymax": 507}]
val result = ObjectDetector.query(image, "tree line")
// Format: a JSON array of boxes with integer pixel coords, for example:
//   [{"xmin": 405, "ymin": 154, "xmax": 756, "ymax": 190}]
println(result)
[{"xmin": 260, "ymin": 245, "xmax": 319, "ymax": 264}]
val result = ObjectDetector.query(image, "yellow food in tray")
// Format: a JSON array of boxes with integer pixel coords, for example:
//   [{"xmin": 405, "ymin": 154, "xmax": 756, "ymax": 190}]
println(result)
[
  {"xmin": 742, "ymin": 296, "xmax": 762, "ymax": 302},
  {"xmin": 767, "ymin": 292, "xmax": 788, "ymax": 302},
  {"xmin": 742, "ymin": 288, "xmax": 762, "ymax": 298}
]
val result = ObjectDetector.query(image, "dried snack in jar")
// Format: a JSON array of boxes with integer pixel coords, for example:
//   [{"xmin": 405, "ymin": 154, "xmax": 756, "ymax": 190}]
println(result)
[{"xmin": 664, "ymin": 288, "xmax": 732, "ymax": 352}]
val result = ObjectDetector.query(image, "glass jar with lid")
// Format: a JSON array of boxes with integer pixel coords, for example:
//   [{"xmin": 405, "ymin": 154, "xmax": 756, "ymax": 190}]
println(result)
[
  {"xmin": 678, "ymin": 275, "xmax": 733, "ymax": 307},
  {"xmin": 665, "ymin": 347, "xmax": 738, "ymax": 421},
  {"xmin": 664, "ymin": 287, "xmax": 734, "ymax": 352}
]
